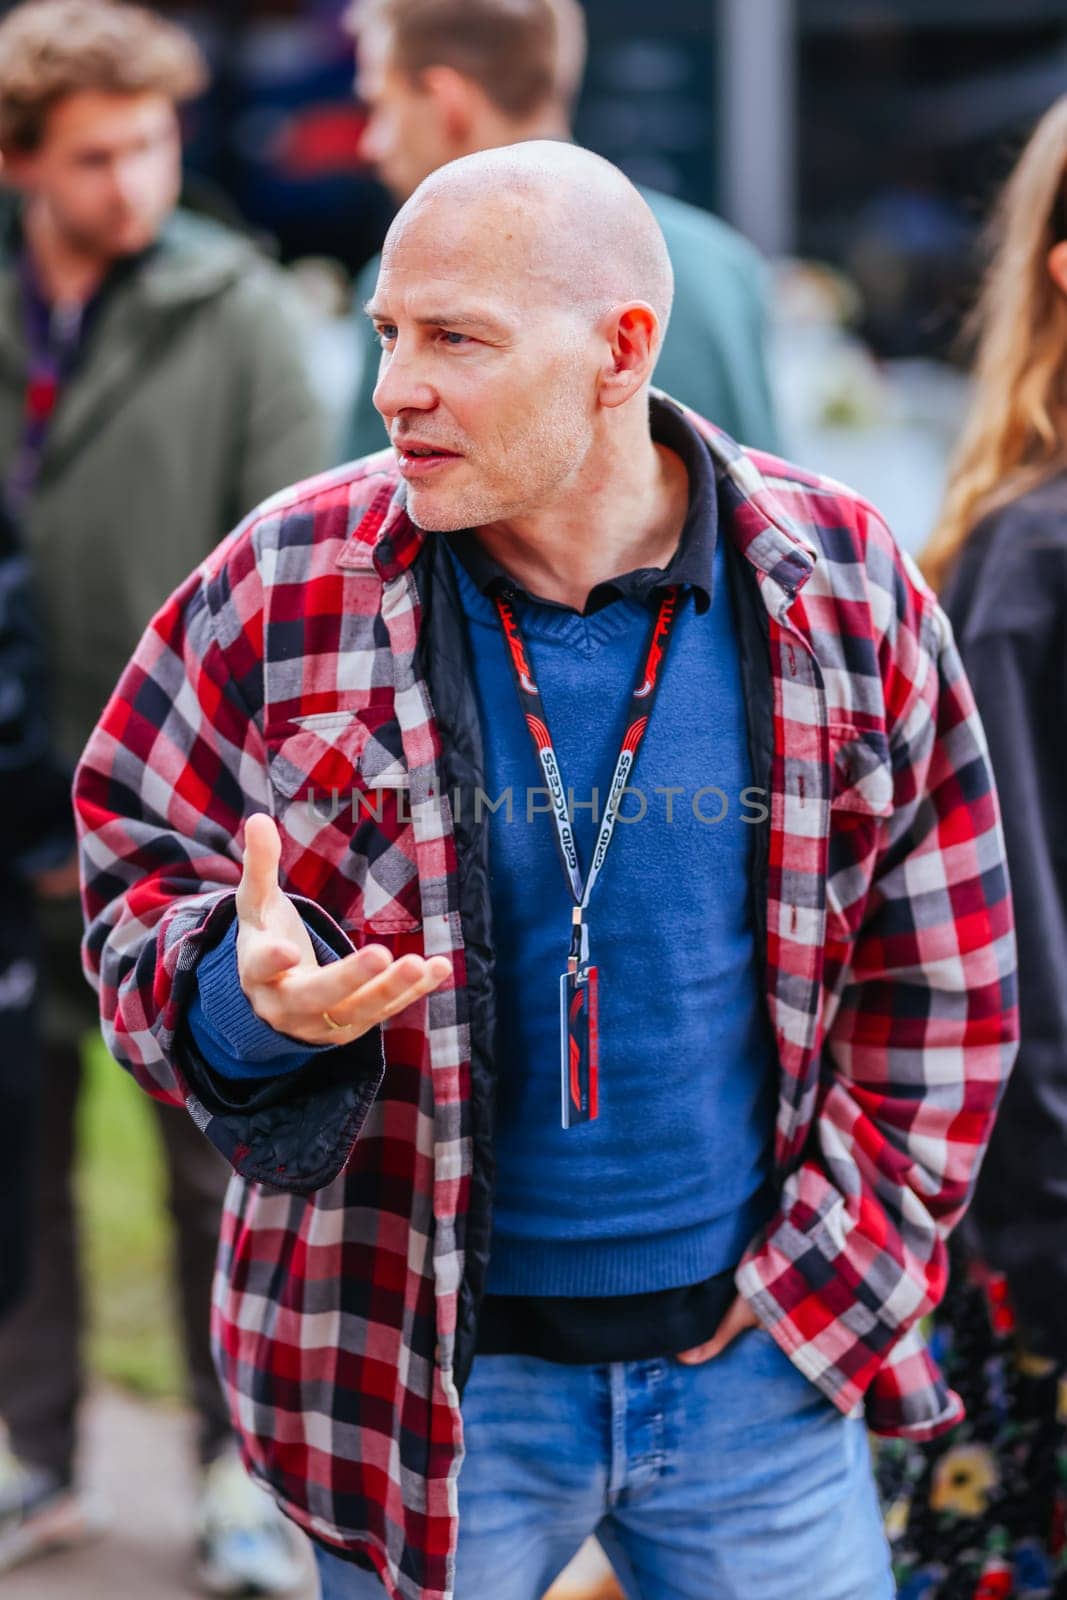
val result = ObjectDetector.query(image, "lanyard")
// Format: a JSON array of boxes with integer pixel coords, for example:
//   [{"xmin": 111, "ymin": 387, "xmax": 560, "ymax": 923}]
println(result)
[{"xmin": 492, "ymin": 584, "xmax": 681, "ymax": 969}]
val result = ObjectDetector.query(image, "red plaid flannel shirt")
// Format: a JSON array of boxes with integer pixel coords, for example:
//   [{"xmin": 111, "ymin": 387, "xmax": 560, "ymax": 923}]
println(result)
[{"xmin": 75, "ymin": 408, "xmax": 1018, "ymax": 1600}]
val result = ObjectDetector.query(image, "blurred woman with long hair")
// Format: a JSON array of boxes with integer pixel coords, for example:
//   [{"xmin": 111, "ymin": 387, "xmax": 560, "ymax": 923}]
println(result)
[{"xmin": 878, "ymin": 98, "xmax": 1067, "ymax": 1600}]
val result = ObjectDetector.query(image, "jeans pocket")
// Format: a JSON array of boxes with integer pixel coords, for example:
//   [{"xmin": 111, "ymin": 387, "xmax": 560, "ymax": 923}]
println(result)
[{"xmin": 741, "ymin": 1326, "xmax": 836, "ymax": 1415}]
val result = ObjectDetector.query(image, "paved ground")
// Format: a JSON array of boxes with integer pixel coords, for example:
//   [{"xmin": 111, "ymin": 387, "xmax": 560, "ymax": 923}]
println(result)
[
  {"xmin": 3, "ymin": 1390, "xmax": 619, "ymax": 1600},
  {"xmin": 4, "ymin": 1389, "xmax": 319, "ymax": 1600}
]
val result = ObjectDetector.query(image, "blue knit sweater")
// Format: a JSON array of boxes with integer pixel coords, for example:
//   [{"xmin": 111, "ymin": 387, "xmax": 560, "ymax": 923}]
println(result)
[{"xmin": 448, "ymin": 540, "xmax": 777, "ymax": 1298}]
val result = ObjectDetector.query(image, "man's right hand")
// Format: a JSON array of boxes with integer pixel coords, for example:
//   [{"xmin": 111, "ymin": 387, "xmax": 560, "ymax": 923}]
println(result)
[{"xmin": 236, "ymin": 813, "xmax": 452, "ymax": 1047}]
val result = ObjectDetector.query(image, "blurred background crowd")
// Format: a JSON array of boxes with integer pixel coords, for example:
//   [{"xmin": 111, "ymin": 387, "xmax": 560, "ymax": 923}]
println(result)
[
  {"xmin": 0, "ymin": 1, "xmax": 1064, "ymax": 1598},
  {"xmin": 145, "ymin": 0, "xmax": 1067, "ymax": 547}
]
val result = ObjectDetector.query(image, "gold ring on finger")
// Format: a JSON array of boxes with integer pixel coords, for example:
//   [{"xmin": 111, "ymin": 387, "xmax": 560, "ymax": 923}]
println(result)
[{"xmin": 322, "ymin": 1009, "xmax": 348, "ymax": 1032}]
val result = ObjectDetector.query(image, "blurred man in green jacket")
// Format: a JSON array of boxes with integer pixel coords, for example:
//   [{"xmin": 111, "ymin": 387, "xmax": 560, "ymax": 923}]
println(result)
[
  {"xmin": 342, "ymin": 0, "xmax": 780, "ymax": 463},
  {"xmin": 0, "ymin": 2, "xmax": 327, "ymax": 1592}
]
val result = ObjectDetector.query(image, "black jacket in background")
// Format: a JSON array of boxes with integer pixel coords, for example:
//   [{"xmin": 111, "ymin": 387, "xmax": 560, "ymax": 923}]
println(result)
[
  {"xmin": 0, "ymin": 514, "xmax": 73, "ymax": 1319},
  {"xmin": 0, "ymin": 543, "xmax": 75, "ymax": 875},
  {"xmin": 942, "ymin": 474, "xmax": 1067, "ymax": 1357}
]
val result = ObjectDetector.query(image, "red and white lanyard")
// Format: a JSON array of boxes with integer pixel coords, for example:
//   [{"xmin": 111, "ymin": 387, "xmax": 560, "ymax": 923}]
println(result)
[{"xmin": 492, "ymin": 584, "xmax": 681, "ymax": 1123}]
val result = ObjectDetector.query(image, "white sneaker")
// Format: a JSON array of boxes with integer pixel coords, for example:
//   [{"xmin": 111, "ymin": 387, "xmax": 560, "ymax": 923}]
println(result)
[
  {"xmin": 195, "ymin": 1452, "xmax": 305, "ymax": 1597},
  {"xmin": 0, "ymin": 1442, "xmax": 109, "ymax": 1573}
]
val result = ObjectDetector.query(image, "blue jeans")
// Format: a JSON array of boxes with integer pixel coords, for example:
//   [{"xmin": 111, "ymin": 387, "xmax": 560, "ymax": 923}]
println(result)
[{"xmin": 315, "ymin": 1327, "xmax": 894, "ymax": 1600}]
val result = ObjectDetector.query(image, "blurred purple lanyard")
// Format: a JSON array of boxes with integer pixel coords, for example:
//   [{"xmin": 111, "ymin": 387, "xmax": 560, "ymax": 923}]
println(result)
[{"xmin": 5, "ymin": 251, "xmax": 102, "ymax": 521}]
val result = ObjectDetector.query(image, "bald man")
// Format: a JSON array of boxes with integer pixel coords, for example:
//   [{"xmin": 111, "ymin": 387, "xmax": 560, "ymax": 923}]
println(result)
[
  {"xmin": 75, "ymin": 145, "xmax": 1016, "ymax": 1600},
  {"xmin": 343, "ymin": 0, "xmax": 780, "ymax": 459}
]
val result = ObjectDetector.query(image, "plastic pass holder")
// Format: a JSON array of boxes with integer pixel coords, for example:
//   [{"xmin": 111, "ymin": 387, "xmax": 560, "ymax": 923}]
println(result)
[{"xmin": 560, "ymin": 907, "xmax": 599, "ymax": 1128}]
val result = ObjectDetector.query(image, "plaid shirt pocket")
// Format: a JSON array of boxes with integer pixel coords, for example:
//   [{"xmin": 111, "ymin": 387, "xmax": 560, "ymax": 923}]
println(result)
[
  {"xmin": 266, "ymin": 704, "xmax": 422, "ymax": 934},
  {"xmin": 826, "ymin": 725, "xmax": 894, "ymax": 940}
]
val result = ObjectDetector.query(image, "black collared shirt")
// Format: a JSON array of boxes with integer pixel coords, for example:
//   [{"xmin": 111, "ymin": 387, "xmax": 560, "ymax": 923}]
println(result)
[{"xmin": 444, "ymin": 394, "xmax": 717, "ymax": 618}]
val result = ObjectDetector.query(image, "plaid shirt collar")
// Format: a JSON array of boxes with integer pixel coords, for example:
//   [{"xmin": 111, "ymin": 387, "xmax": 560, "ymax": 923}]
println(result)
[{"xmin": 354, "ymin": 398, "xmax": 820, "ymax": 620}]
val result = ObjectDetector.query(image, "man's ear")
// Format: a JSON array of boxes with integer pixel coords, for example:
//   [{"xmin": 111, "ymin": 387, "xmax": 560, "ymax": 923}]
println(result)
[
  {"xmin": 597, "ymin": 303, "xmax": 660, "ymax": 410},
  {"xmin": 419, "ymin": 65, "xmax": 484, "ymax": 153},
  {"xmin": 1048, "ymin": 240, "xmax": 1067, "ymax": 298}
]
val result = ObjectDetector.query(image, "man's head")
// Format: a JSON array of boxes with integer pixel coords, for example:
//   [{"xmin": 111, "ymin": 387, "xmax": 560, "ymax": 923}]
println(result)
[
  {"xmin": 368, "ymin": 141, "xmax": 674, "ymax": 533},
  {"xmin": 0, "ymin": 0, "xmax": 206, "ymax": 262},
  {"xmin": 348, "ymin": 0, "xmax": 586, "ymax": 201}
]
